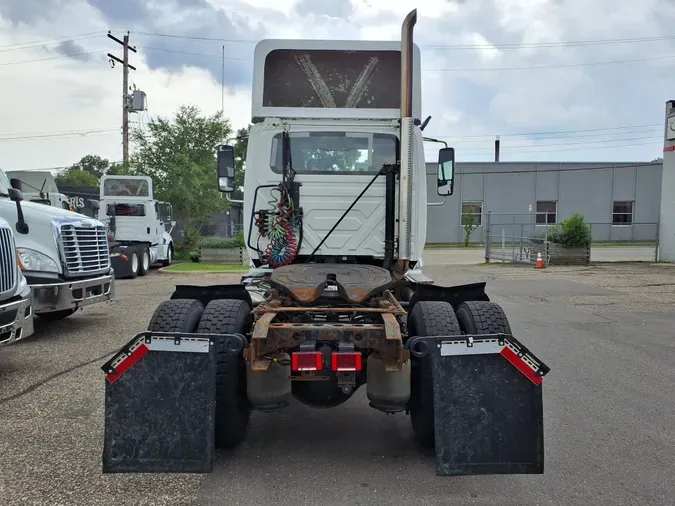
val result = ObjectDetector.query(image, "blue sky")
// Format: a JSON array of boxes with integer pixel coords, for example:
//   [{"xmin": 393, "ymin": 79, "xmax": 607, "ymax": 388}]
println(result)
[{"xmin": 0, "ymin": 0, "xmax": 672, "ymax": 170}]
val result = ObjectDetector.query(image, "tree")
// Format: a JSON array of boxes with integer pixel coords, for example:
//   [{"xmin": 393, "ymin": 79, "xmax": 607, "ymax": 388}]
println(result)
[
  {"xmin": 70, "ymin": 154, "xmax": 110, "ymax": 179},
  {"xmin": 652, "ymin": 157, "xmax": 663, "ymax": 163},
  {"xmin": 130, "ymin": 104, "xmax": 230, "ymax": 229},
  {"xmin": 54, "ymin": 168, "xmax": 100, "ymax": 187},
  {"xmin": 232, "ymin": 125, "xmax": 250, "ymax": 200}
]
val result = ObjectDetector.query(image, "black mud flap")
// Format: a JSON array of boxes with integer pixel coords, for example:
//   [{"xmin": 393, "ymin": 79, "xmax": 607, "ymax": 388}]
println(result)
[
  {"xmin": 407, "ymin": 334, "xmax": 550, "ymax": 476},
  {"xmin": 101, "ymin": 331, "xmax": 246, "ymax": 474}
]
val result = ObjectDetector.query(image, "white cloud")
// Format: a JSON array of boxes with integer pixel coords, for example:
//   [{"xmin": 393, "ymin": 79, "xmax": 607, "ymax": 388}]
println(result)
[{"xmin": 0, "ymin": 0, "xmax": 673, "ymax": 170}]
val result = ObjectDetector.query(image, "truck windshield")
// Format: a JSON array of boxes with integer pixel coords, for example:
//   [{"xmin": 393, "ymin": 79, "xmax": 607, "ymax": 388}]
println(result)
[
  {"xmin": 6, "ymin": 171, "xmax": 58, "ymax": 194},
  {"xmin": 270, "ymin": 131, "xmax": 397, "ymax": 174},
  {"xmin": 103, "ymin": 178, "xmax": 150, "ymax": 197},
  {"xmin": 0, "ymin": 170, "xmax": 9, "ymax": 195}
]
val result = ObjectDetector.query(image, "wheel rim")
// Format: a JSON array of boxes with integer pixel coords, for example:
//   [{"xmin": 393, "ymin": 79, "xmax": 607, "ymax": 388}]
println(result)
[
  {"xmin": 132, "ymin": 253, "xmax": 138, "ymax": 272},
  {"xmin": 143, "ymin": 252, "xmax": 150, "ymax": 270}
]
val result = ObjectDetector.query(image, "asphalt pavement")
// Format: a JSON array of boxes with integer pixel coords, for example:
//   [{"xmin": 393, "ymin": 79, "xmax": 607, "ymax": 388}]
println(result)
[{"xmin": 1, "ymin": 261, "xmax": 674, "ymax": 505}]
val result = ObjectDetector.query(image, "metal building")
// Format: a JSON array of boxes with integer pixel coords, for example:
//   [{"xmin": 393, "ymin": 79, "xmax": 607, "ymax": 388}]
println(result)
[{"xmin": 425, "ymin": 161, "xmax": 663, "ymax": 244}]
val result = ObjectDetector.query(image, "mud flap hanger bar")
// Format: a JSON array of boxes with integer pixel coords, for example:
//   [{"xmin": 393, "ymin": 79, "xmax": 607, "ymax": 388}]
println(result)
[
  {"xmin": 406, "ymin": 333, "xmax": 551, "ymax": 385},
  {"xmin": 101, "ymin": 331, "xmax": 248, "ymax": 381}
]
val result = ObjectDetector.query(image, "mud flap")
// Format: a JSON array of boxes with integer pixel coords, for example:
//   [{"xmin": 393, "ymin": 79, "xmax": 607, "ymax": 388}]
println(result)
[
  {"xmin": 101, "ymin": 331, "xmax": 246, "ymax": 474},
  {"xmin": 407, "ymin": 334, "xmax": 550, "ymax": 476}
]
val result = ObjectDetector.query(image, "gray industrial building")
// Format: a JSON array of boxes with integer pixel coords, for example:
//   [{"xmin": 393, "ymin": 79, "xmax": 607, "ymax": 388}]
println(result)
[{"xmin": 425, "ymin": 161, "xmax": 663, "ymax": 244}]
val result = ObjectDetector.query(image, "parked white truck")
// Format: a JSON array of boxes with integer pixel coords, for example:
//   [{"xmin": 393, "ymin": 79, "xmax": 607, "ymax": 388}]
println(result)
[
  {"xmin": 0, "ymin": 216, "xmax": 34, "ymax": 347},
  {"xmin": 96, "ymin": 175, "xmax": 175, "ymax": 279},
  {"xmin": 6, "ymin": 170, "xmax": 73, "ymax": 211},
  {"xmin": 0, "ymin": 168, "xmax": 114, "ymax": 321},
  {"xmin": 101, "ymin": 9, "xmax": 551, "ymax": 478}
]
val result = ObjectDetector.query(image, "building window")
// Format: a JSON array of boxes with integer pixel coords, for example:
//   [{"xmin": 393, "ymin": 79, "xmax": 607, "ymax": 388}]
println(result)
[
  {"xmin": 536, "ymin": 201, "xmax": 557, "ymax": 224},
  {"xmin": 612, "ymin": 201, "xmax": 634, "ymax": 225},
  {"xmin": 461, "ymin": 201, "xmax": 483, "ymax": 226}
]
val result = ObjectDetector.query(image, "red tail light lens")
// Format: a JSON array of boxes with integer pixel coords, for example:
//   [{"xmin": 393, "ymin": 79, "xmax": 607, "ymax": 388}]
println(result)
[
  {"xmin": 331, "ymin": 352, "xmax": 362, "ymax": 372},
  {"xmin": 291, "ymin": 351, "xmax": 323, "ymax": 371}
]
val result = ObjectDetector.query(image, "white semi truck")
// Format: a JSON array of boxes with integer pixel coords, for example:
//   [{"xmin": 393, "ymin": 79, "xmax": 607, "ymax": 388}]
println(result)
[
  {"xmin": 0, "ymin": 217, "xmax": 34, "ymax": 347},
  {"xmin": 96, "ymin": 175, "xmax": 175, "ymax": 278},
  {"xmin": 101, "ymin": 9, "xmax": 550, "ymax": 477},
  {"xmin": 0, "ymin": 168, "xmax": 114, "ymax": 321},
  {"xmin": 6, "ymin": 170, "xmax": 73, "ymax": 211}
]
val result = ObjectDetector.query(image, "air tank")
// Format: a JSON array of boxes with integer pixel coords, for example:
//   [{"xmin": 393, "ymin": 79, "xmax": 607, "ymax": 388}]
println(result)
[
  {"xmin": 366, "ymin": 354, "xmax": 411, "ymax": 412},
  {"xmin": 246, "ymin": 353, "xmax": 292, "ymax": 411}
]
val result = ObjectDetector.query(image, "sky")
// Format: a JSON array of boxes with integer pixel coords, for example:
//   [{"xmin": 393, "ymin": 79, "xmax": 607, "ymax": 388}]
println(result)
[{"xmin": 0, "ymin": 0, "xmax": 673, "ymax": 171}]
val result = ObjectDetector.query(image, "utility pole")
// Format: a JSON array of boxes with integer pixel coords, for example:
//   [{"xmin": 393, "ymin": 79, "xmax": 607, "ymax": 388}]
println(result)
[{"xmin": 107, "ymin": 31, "xmax": 137, "ymax": 169}]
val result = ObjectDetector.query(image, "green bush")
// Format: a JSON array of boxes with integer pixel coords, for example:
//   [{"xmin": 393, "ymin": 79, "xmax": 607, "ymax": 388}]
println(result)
[
  {"xmin": 189, "ymin": 249, "xmax": 202, "ymax": 263},
  {"xmin": 547, "ymin": 213, "xmax": 591, "ymax": 248},
  {"xmin": 235, "ymin": 230, "xmax": 245, "ymax": 247},
  {"xmin": 199, "ymin": 236, "xmax": 241, "ymax": 249}
]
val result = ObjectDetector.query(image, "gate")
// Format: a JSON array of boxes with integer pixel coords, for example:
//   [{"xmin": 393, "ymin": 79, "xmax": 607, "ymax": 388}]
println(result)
[{"xmin": 484, "ymin": 212, "xmax": 552, "ymax": 264}]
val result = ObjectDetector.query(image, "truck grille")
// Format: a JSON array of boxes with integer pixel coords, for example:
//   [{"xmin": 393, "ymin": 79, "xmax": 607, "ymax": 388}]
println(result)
[
  {"xmin": 0, "ymin": 227, "xmax": 17, "ymax": 295},
  {"xmin": 60, "ymin": 223, "xmax": 110, "ymax": 275}
]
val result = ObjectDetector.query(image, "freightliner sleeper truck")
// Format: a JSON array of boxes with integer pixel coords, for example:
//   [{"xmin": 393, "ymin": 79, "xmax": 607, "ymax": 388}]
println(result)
[
  {"xmin": 0, "ymin": 216, "xmax": 34, "ymax": 347},
  {"xmin": 101, "ymin": 9, "xmax": 551, "ymax": 477},
  {"xmin": 0, "ymin": 168, "xmax": 114, "ymax": 321}
]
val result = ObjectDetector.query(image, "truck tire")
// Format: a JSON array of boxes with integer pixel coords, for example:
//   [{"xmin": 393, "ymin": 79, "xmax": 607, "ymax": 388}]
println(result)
[
  {"xmin": 407, "ymin": 300, "xmax": 461, "ymax": 450},
  {"xmin": 139, "ymin": 247, "xmax": 150, "ymax": 276},
  {"xmin": 455, "ymin": 301, "xmax": 512, "ymax": 335},
  {"xmin": 128, "ymin": 249, "xmax": 140, "ymax": 279},
  {"xmin": 196, "ymin": 299, "xmax": 252, "ymax": 450},
  {"xmin": 161, "ymin": 244, "xmax": 173, "ymax": 267},
  {"xmin": 35, "ymin": 308, "xmax": 76, "ymax": 321},
  {"xmin": 147, "ymin": 298, "xmax": 204, "ymax": 333}
]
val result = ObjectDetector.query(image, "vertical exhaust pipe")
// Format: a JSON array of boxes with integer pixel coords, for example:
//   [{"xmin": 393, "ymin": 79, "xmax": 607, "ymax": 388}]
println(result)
[{"xmin": 394, "ymin": 9, "xmax": 416, "ymax": 278}]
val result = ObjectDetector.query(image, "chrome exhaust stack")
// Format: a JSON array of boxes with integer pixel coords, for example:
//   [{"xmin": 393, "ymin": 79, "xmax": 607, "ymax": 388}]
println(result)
[{"xmin": 395, "ymin": 8, "xmax": 417, "ymax": 278}]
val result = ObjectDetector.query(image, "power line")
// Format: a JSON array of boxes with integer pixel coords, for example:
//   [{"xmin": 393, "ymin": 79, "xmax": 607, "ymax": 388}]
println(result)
[
  {"xmin": 0, "ymin": 34, "xmax": 103, "ymax": 53},
  {"xmin": 0, "ymin": 31, "xmax": 103, "ymax": 50},
  {"xmin": 0, "ymin": 130, "xmax": 119, "ymax": 142},
  {"xmin": 429, "ymin": 123, "xmax": 662, "ymax": 140},
  {"xmin": 137, "ymin": 45, "xmax": 243, "ymax": 60},
  {"xmin": 456, "ymin": 139, "xmax": 661, "ymax": 157},
  {"xmin": 424, "ymin": 54, "xmax": 675, "ymax": 72},
  {"xmin": 451, "ymin": 135, "xmax": 662, "ymax": 152},
  {"xmin": 133, "ymin": 31, "xmax": 675, "ymax": 50},
  {"xmin": 0, "ymin": 127, "xmax": 118, "ymax": 138},
  {"xmin": 133, "ymin": 44, "xmax": 675, "ymax": 72},
  {"xmin": 0, "ymin": 51, "xmax": 102, "ymax": 67}
]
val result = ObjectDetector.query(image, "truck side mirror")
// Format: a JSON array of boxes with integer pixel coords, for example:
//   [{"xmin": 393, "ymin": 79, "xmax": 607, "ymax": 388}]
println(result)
[
  {"xmin": 217, "ymin": 144, "xmax": 236, "ymax": 193},
  {"xmin": 9, "ymin": 178, "xmax": 22, "ymax": 191},
  {"xmin": 87, "ymin": 199, "xmax": 100, "ymax": 211},
  {"xmin": 437, "ymin": 147, "xmax": 455, "ymax": 196},
  {"xmin": 8, "ymin": 188, "xmax": 23, "ymax": 202}
]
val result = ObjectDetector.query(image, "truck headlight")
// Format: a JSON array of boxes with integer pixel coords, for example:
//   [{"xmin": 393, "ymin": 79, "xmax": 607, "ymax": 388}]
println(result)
[{"xmin": 16, "ymin": 248, "xmax": 59, "ymax": 273}]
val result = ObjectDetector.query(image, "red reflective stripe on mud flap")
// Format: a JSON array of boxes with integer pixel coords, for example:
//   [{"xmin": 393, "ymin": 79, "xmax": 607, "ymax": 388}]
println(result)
[
  {"xmin": 106, "ymin": 343, "xmax": 149, "ymax": 384},
  {"xmin": 500, "ymin": 346, "xmax": 543, "ymax": 386},
  {"xmin": 664, "ymin": 146, "xmax": 675, "ymax": 152}
]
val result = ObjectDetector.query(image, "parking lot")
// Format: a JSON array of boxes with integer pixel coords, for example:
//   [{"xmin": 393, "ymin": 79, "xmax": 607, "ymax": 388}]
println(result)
[{"xmin": 1, "ymin": 260, "xmax": 674, "ymax": 506}]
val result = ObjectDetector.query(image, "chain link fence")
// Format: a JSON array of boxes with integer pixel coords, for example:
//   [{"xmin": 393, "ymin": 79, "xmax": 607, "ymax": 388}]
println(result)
[{"xmin": 485, "ymin": 212, "xmax": 660, "ymax": 265}]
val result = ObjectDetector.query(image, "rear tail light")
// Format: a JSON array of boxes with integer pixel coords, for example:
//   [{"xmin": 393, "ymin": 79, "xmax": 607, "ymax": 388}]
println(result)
[
  {"xmin": 331, "ymin": 352, "xmax": 362, "ymax": 372},
  {"xmin": 291, "ymin": 351, "xmax": 323, "ymax": 371}
]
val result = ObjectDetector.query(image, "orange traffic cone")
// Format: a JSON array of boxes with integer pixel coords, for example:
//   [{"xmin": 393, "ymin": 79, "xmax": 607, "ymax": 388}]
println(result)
[{"xmin": 535, "ymin": 250, "xmax": 545, "ymax": 269}]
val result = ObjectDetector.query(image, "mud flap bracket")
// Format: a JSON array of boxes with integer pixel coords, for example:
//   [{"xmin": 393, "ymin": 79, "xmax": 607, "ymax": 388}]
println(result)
[
  {"xmin": 101, "ymin": 331, "xmax": 246, "ymax": 474},
  {"xmin": 407, "ymin": 333, "xmax": 550, "ymax": 476}
]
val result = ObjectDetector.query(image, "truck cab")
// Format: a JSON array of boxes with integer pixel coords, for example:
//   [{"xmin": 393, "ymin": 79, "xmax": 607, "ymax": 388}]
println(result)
[
  {"xmin": 97, "ymin": 175, "xmax": 175, "ymax": 278},
  {"xmin": 0, "ymin": 168, "xmax": 115, "ymax": 321},
  {"xmin": 0, "ymin": 216, "xmax": 33, "ymax": 347},
  {"xmin": 6, "ymin": 170, "xmax": 73, "ymax": 211}
]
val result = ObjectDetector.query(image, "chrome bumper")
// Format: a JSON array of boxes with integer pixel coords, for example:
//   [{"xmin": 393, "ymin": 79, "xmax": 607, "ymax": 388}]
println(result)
[
  {"xmin": 31, "ymin": 274, "xmax": 115, "ymax": 314},
  {"xmin": 0, "ymin": 296, "xmax": 34, "ymax": 347}
]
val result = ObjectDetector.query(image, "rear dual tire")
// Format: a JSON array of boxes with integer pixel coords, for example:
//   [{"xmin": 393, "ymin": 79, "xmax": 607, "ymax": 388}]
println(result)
[
  {"xmin": 147, "ymin": 297, "xmax": 251, "ymax": 450},
  {"xmin": 407, "ymin": 300, "xmax": 511, "ymax": 450}
]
